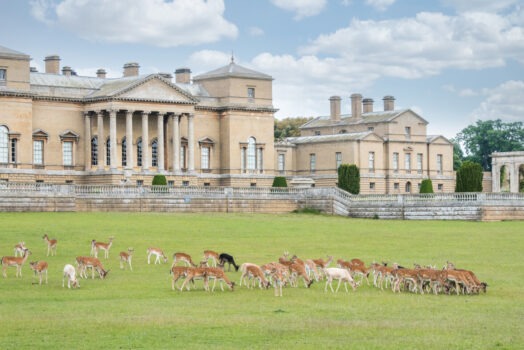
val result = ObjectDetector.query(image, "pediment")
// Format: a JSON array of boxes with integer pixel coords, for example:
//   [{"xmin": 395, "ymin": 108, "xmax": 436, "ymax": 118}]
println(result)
[
  {"xmin": 118, "ymin": 77, "xmax": 197, "ymax": 103},
  {"xmin": 60, "ymin": 130, "xmax": 80, "ymax": 142},
  {"xmin": 32, "ymin": 129, "xmax": 49, "ymax": 139}
]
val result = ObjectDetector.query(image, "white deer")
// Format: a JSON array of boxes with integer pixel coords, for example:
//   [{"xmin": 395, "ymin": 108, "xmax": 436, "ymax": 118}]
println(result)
[
  {"xmin": 62, "ymin": 264, "xmax": 79, "ymax": 288},
  {"xmin": 323, "ymin": 267, "xmax": 359, "ymax": 293}
]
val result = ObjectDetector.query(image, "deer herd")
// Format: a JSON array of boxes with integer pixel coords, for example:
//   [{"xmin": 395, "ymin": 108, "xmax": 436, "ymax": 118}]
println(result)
[{"xmin": 1, "ymin": 236, "xmax": 488, "ymax": 297}]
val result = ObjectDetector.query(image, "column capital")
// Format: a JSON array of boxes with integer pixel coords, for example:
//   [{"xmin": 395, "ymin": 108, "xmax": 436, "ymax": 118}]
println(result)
[
  {"xmin": 109, "ymin": 109, "xmax": 117, "ymax": 117},
  {"xmin": 141, "ymin": 110, "xmax": 151, "ymax": 115}
]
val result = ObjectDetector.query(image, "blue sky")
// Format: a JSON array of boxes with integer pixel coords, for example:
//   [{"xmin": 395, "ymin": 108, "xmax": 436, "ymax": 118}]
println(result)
[{"xmin": 1, "ymin": 0, "xmax": 523, "ymax": 139}]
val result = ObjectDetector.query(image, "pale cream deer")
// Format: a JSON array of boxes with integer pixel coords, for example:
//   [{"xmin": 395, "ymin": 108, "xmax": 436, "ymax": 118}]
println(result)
[
  {"xmin": 2, "ymin": 248, "xmax": 31, "ymax": 278},
  {"xmin": 42, "ymin": 234, "xmax": 57, "ymax": 256},
  {"xmin": 119, "ymin": 248, "xmax": 134, "ymax": 271},
  {"xmin": 14, "ymin": 241, "xmax": 26, "ymax": 257},
  {"xmin": 63, "ymin": 264, "xmax": 79, "ymax": 288},
  {"xmin": 29, "ymin": 260, "xmax": 48, "ymax": 285}
]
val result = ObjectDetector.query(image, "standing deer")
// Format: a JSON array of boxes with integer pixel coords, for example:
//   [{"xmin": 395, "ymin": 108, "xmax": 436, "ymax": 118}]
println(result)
[
  {"xmin": 29, "ymin": 261, "xmax": 48, "ymax": 285},
  {"xmin": 92, "ymin": 237, "xmax": 114, "ymax": 259},
  {"xmin": 2, "ymin": 248, "xmax": 32, "ymax": 278},
  {"xmin": 42, "ymin": 234, "xmax": 57, "ymax": 256},
  {"xmin": 119, "ymin": 248, "xmax": 134, "ymax": 271},
  {"xmin": 14, "ymin": 242, "xmax": 27, "ymax": 257}
]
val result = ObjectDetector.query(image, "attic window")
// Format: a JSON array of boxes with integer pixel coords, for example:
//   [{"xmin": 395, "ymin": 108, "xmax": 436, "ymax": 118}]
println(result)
[
  {"xmin": 247, "ymin": 87, "xmax": 255, "ymax": 100},
  {"xmin": 368, "ymin": 127, "xmax": 374, "ymax": 131},
  {"xmin": 314, "ymin": 131, "xmax": 321, "ymax": 136},
  {"xmin": 0, "ymin": 69, "xmax": 6, "ymax": 85}
]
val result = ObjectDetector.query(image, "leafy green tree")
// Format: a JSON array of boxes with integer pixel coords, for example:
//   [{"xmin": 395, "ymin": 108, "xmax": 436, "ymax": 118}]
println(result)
[
  {"xmin": 455, "ymin": 161, "xmax": 483, "ymax": 192},
  {"xmin": 152, "ymin": 175, "xmax": 167, "ymax": 186},
  {"xmin": 455, "ymin": 119, "xmax": 524, "ymax": 171},
  {"xmin": 338, "ymin": 164, "xmax": 360, "ymax": 194},
  {"xmin": 450, "ymin": 138, "xmax": 464, "ymax": 171},
  {"xmin": 272, "ymin": 176, "xmax": 288, "ymax": 187},
  {"xmin": 274, "ymin": 117, "xmax": 313, "ymax": 140},
  {"xmin": 420, "ymin": 179, "xmax": 434, "ymax": 193}
]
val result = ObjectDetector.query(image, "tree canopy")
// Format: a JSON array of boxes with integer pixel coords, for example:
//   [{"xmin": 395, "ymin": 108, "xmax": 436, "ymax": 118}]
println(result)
[
  {"xmin": 274, "ymin": 117, "xmax": 313, "ymax": 140},
  {"xmin": 455, "ymin": 119, "xmax": 524, "ymax": 171},
  {"xmin": 455, "ymin": 161, "xmax": 483, "ymax": 192},
  {"xmin": 338, "ymin": 164, "xmax": 360, "ymax": 194}
]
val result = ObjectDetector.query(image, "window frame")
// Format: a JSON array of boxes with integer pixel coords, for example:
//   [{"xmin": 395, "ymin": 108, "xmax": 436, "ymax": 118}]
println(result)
[
  {"xmin": 62, "ymin": 141, "xmax": 73, "ymax": 166},
  {"xmin": 33, "ymin": 140, "xmax": 44, "ymax": 165}
]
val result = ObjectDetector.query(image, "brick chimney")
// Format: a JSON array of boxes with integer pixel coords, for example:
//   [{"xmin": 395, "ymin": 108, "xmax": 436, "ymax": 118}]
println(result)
[
  {"xmin": 329, "ymin": 96, "xmax": 341, "ymax": 121},
  {"xmin": 44, "ymin": 55, "xmax": 60, "ymax": 74},
  {"xmin": 351, "ymin": 93, "xmax": 362, "ymax": 120},
  {"xmin": 175, "ymin": 68, "xmax": 191, "ymax": 84},
  {"xmin": 123, "ymin": 62, "xmax": 140, "ymax": 77},
  {"xmin": 62, "ymin": 66, "xmax": 73, "ymax": 77},
  {"xmin": 96, "ymin": 69, "xmax": 106, "ymax": 79},
  {"xmin": 383, "ymin": 95, "xmax": 395, "ymax": 111},
  {"xmin": 363, "ymin": 98, "xmax": 374, "ymax": 113}
]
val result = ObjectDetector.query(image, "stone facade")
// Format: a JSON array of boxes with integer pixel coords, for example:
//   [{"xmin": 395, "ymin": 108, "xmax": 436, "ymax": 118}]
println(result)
[{"xmin": 491, "ymin": 151, "xmax": 524, "ymax": 193}]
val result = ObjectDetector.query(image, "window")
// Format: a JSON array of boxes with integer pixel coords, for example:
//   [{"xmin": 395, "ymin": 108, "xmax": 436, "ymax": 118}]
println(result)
[
  {"xmin": 91, "ymin": 137, "xmax": 98, "ymax": 166},
  {"xmin": 106, "ymin": 138, "xmax": 111, "ymax": 166},
  {"xmin": 137, "ymin": 138, "xmax": 142, "ymax": 167},
  {"xmin": 370, "ymin": 182, "xmax": 375, "ymax": 190},
  {"xmin": 336, "ymin": 152, "xmax": 342, "ymax": 170},
  {"xmin": 278, "ymin": 154, "xmax": 285, "ymax": 174},
  {"xmin": 62, "ymin": 141, "xmax": 73, "ymax": 166},
  {"xmin": 368, "ymin": 127, "xmax": 374, "ymax": 131},
  {"xmin": 247, "ymin": 137, "xmax": 256, "ymax": 171},
  {"xmin": 33, "ymin": 140, "xmax": 43, "ymax": 165},
  {"xmin": 314, "ymin": 130, "xmax": 321, "ymax": 136},
  {"xmin": 182, "ymin": 180, "xmax": 189, "ymax": 187},
  {"xmin": 0, "ymin": 69, "xmax": 6, "ymax": 85},
  {"xmin": 10, "ymin": 139, "xmax": 16, "ymax": 163},
  {"xmin": 250, "ymin": 182, "xmax": 257, "ymax": 187},
  {"xmin": 437, "ymin": 154, "xmax": 443, "ymax": 174},
  {"xmin": 241, "ymin": 147, "xmax": 246, "ymax": 172},
  {"xmin": 394, "ymin": 182, "xmax": 399, "ymax": 190},
  {"xmin": 310, "ymin": 153, "xmax": 316, "ymax": 173},
  {"xmin": 405, "ymin": 126, "xmax": 411, "ymax": 139},
  {"xmin": 247, "ymin": 87, "xmax": 255, "ymax": 99},
  {"xmin": 204, "ymin": 182, "xmax": 210, "ymax": 187},
  {"xmin": 0, "ymin": 125, "xmax": 8, "ymax": 163},
  {"xmin": 136, "ymin": 180, "xmax": 144, "ymax": 186},
  {"xmin": 257, "ymin": 147, "xmax": 263, "ymax": 171},
  {"xmin": 339, "ymin": 129, "xmax": 347, "ymax": 134},
  {"xmin": 417, "ymin": 153, "xmax": 423, "ymax": 174},
  {"xmin": 152, "ymin": 139, "xmax": 158, "ymax": 167},
  {"xmin": 438, "ymin": 184, "xmax": 443, "ymax": 191},
  {"xmin": 393, "ymin": 152, "xmax": 399, "ymax": 173},
  {"xmin": 201, "ymin": 146, "xmax": 210, "ymax": 169},
  {"xmin": 122, "ymin": 137, "xmax": 127, "ymax": 167},
  {"xmin": 405, "ymin": 153, "xmax": 411, "ymax": 173},
  {"xmin": 405, "ymin": 181, "xmax": 412, "ymax": 193},
  {"xmin": 180, "ymin": 145, "xmax": 186, "ymax": 169},
  {"xmin": 65, "ymin": 180, "xmax": 74, "ymax": 184},
  {"xmin": 368, "ymin": 152, "xmax": 375, "ymax": 172},
  {"xmin": 168, "ymin": 180, "xmax": 174, "ymax": 187}
]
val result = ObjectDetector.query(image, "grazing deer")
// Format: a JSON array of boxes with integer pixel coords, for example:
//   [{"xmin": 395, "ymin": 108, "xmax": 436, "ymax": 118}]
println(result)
[
  {"xmin": 219, "ymin": 253, "xmax": 239, "ymax": 272},
  {"xmin": 239, "ymin": 262, "xmax": 260, "ymax": 287},
  {"xmin": 92, "ymin": 237, "xmax": 114, "ymax": 259},
  {"xmin": 119, "ymin": 248, "xmax": 134, "ymax": 271},
  {"xmin": 2, "ymin": 248, "xmax": 31, "ymax": 278},
  {"xmin": 323, "ymin": 267, "xmax": 359, "ymax": 293},
  {"xmin": 29, "ymin": 261, "xmax": 48, "ymax": 285},
  {"xmin": 289, "ymin": 261, "xmax": 314, "ymax": 288},
  {"xmin": 313, "ymin": 256, "xmax": 333, "ymax": 269},
  {"xmin": 244, "ymin": 265, "xmax": 270, "ymax": 289},
  {"xmin": 203, "ymin": 250, "xmax": 219, "ymax": 267},
  {"xmin": 172, "ymin": 252, "xmax": 197, "ymax": 268},
  {"xmin": 147, "ymin": 247, "xmax": 168, "ymax": 264},
  {"xmin": 63, "ymin": 264, "xmax": 79, "ymax": 288},
  {"xmin": 14, "ymin": 241, "xmax": 26, "ymax": 257},
  {"xmin": 76, "ymin": 256, "xmax": 109, "ymax": 279},
  {"xmin": 171, "ymin": 266, "xmax": 191, "ymax": 291},
  {"xmin": 204, "ymin": 267, "xmax": 235, "ymax": 292},
  {"xmin": 337, "ymin": 258, "xmax": 370, "ymax": 285},
  {"xmin": 42, "ymin": 234, "xmax": 57, "ymax": 256},
  {"xmin": 180, "ymin": 267, "xmax": 207, "ymax": 291}
]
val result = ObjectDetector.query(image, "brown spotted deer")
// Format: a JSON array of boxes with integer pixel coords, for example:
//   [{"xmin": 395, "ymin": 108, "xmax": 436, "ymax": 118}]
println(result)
[
  {"xmin": 204, "ymin": 267, "xmax": 235, "ymax": 292},
  {"xmin": 14, "ymin": 242, "xmax": 26, "ymax": 257},
  {"xmin": 289, "ymin": 261, "xmax": 314, "ymax": 288},
  {"xmin": 239, "ymin": 262, "xmax": 260, "ymax": 287},
  {"xmin": 76, "ymin": 256, "xmax": 109, "ymax": 279},
  {"xmin": 147, "ymin": 247, "xmax": 168, "ymax": 264},
  {"xmin": 119, "ymin": 248, "xmax": 134, "ymax": 271},
  {"xmin": 92, "ymin": 237, "xmax": 114, "ymax": 259},
  {"xmin": 292, "ymin": 254, "xmax": 321, "ymax": 282},
  {"xmin": 391, "ymin": 268, "xmax": 419, "ymax": 293},
  {"xmin": 29, "ymin": 261, "xmax": 48, "ymax": 285},
  {"xmin": 203, "ymin": 250, "xmax": 219, "ymax": 267},
  {"xmin": 172, "ymin": 252, "xmax": 197, "ymax": 268},
  {"xmin": 337, "ymin": 258, "xmax": 370, "ymax": 285},
  {"xmin": 171, "ymin": 266, "xmax": 191, "ymax": 290},
  {"xmin": 2, "ymin": 248, "xmax": 31, "ymax": 278},
  {"xmin": 42, "ymin": 234, "xmax": 57, "ymax": 256},
  {"xmin": 269, "ymin": 267, "xmax": 286, "ymax": 297},
  {"xmin": 244, "ymin": 265, "xmax": 270, "ymax": 289},
  {"xmin": 179, "ymin": 267, "xmax": 207, "ymax": 291}
]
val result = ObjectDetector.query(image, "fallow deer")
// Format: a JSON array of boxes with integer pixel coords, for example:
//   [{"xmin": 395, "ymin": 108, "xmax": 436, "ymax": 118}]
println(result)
[
  {"xmin": 92, "ymin": 237, "xmax": 114, "ymax": 259},
  {"xmin": 180, "ymin": 267, "xmax": 207, "ymax": 291},
  {"xmin": 239, "ymin": 262, "xmax": 260, "ymax": 287},
  {"xmin": 76, "ymin": 256, "xmax": 109, "ymax": 279},
  {"xmin": 147, "ymin": 247, "xmax": 168, "ymax": 264},
  {"xmin": 63, "ymin": 264, "xmax": 79, "ymax": 288},
  {"xmin": 14, "ymin": 241, "xmax": 26, "ymax": 257},
  {"xmin": 29, "ymin": 260, "xmax": 48, "ymax": 285},
  {"xmin": 42, "ymin": 234, "xmax": 57, "ymax": 256},
  {"xmin": 203, "ymin": 250, "xmax": 219, "ymax": 267},
  {"xmin": 119, "ymin": 248, "xmax": 134, "ymax": 271},
  {"xmin": 269, "ymin": 267, "xmax": 286, "ymax": 297},
  {"xmin": 244, "ymin": 265, "xmax": 270, "ymax": 289},
  {"xmin": 204, "ymin": 267, "xmax": 235, "ymax": 292},
  {"xmin": 219, "ymin": 253, "xmax": 239, "ymax": 271},
  {"xmin": 323, "ymin": 267, "xmax": 359, "ymax": 293},
  {"xmin": 2, "ymin": 248, "xmax": 31, "ymax": 278},
  {"xmin": 171, "ymin": 266, "xmax": 191, "ymax": 291},
  {"xmin": 172, "ymin": 252, "xmax": 197, "ymax": 268}
]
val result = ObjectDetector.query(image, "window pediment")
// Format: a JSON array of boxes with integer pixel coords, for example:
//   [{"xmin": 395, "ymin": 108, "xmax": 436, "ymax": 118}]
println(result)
[
  {"xmin": 59, "ymin": 130, "xmax": 80, "ymax": 142},
  {"xmin": 32, "ymin": 129, "xmax": 49, "ymax": 141}
]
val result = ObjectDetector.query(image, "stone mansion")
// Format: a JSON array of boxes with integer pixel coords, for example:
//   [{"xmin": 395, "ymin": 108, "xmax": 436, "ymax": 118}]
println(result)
[{"xmin": 0, "ymin": 44, "xmax": 454, "ymax": 193}]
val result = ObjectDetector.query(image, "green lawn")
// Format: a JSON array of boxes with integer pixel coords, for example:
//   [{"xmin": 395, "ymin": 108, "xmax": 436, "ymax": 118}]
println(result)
[{"xmin": 0, "ymin": 212, "xmax": 522, "ymax": 349}]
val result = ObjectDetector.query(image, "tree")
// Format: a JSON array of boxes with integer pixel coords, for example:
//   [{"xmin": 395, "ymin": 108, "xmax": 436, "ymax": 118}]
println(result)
[
  {"xmin": 338, "ymin": 164, "xmax": 360, "ymax": 194},
  {"xmin": 455, "ymin": 119, "xmax": 524, "ymax": 171},
  {"xmin": 455, "ymin": 161, "xmax": 483, "ymax": 192},
  {"xmin": 274, "ymin": 117, "xmax": 314, "ymax": 140},
  {"xmin": 272, "ymin": 176, "xmax": 288, "ymax": 187},
  {"xmin": 450, "ymin": 138, "xmax": 464, "ymax": 171},
  {"xmin": 420, "ymin": 179, "xmax": 434, "ymax": 193}
]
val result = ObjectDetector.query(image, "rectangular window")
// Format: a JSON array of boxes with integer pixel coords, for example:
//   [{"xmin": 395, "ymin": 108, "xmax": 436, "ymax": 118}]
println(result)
[
  {"xmin": 136, "ymin": 180, "xmax": 143, "ymax": 186},
  {"xmin": 437, "ymin": 154, "xmax": 443, "ymax": 174},
  {"xmin": 368, "ymin": 151, "xmax": 375, "ymax": 172},
  {"xmin": 182, "ymin": 180, "xmax": 189, "ymax": 187},
  {"xmin": 241, "ymin": 147, "xmax": 246, "ymax": 172},
  {"xmin": 368, "ymin": 126, "xmax": 374, "ymax": 131},
  {"xmin": 63, "ymin": 141, "xmax": 73, "ymax": 166},
  {"xmin": 65, "ymin": 180, "xmax": 74, "ymax": 184},
  {"xmin": 393, "ymin": 152, "xmax": 399, "ymax": 173},
  {"xmin": 257, "ymin": 148, "xmax": 263, "ymax": 171},
  {"xmin": 394, "ymin": 182, "xmax": 399, "ymax": 190},
  {"xmin": 0, "ymin": 69, "xmax": 6, "ymax": 85},
  {"xmin": 180, "ymin": 146, "xmax": 186, "ymax": 169},
  {"xmin": 168, "ymin": 180, "xmax": 174, "ymax": 187},
  {"xmin": 336, "ymin": 152, "xmax": 342, "ymax": 170},
  {"xmin": 250, "ymin": 182, "xmax": 257, "ymax": 187},
  {"xmin": 417, "ymin": 153, "xmax": 423, "ymax": 174},
  {"xmin": 201, "ymin": 146, "xmax": 210, "ymax": 169},
  {"xmin": 405, "ymin": 126, "xmax": 411, "ymax": 139},
  {"xmin": 10, "ymin": 139, "xmax": 16, "ymax": 163},
  {"xmin": 310, "ymin": 153, "xmax": 316, "ymax": 173},
  {"xmin": 438, "ymin": 183, "xmax": 443, "ymax": 191},
  {"xmin": 204, "ymin": 182, "xmax": 210, "ymax": 187},
  {"xmin": 314, "ymin": 131, "xmax": 321, "ymax": 136},
  {"xmin": 278, "ymin": 154, "xmax": 285, "ymax": 174},
  {"xmin": 33, "ymin": 140, "xmax": 43, "ymax": 165},
  {"xmin": 247, "ymin": 87, "xmax": 255, "ymax": 99},
  {"xmin": 405, "ymin": 153, "xmax": 411, "ymax": 173},
  {"xmin": 369, "ymin": 182, "xmax": 375, "ymax": 190}
]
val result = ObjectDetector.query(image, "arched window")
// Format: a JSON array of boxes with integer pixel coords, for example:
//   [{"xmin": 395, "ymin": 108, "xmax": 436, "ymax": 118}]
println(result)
[
  {"xmin": 136, "ymin": 138, "xmax": 142, "ymax": 167},
  {"xmin": 121, "ymin": 137, "xmax": 127, "ymax": 167},
  {"xmin": 91, "ymin": 136, "xmax": 98, "ymax": 166},
  {"xmin": 106, "ymin": 138, "xmax": 111, "ymax": 166},
  {"xmin": 0, "ymin": 125, "xmax": 8, "ymax": 163},
  {"xmin": 151, "ymin": 139, "xmax": 158, "ymax": 167},
  {"xmin": 247, "ymin": 137, "xmax": 256, "ymax": 170},
  {"xmin": 405, "ymin": 181, "xmax": 412, "ymax": 193}
]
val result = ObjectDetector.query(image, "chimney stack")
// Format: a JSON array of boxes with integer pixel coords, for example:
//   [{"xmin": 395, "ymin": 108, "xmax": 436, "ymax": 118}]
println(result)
[
  {"xmin": 44, "ymin": 55, "xmax": 60, "ymax": 74},
  {"xmin": 329, "ymin": 96, "xmax": 341, "ymax": 121},
  {"xmin": 363, "ymin": 98, "xmax": 374, "ymax": 113},
  {"xmin": 383, "ymin": 95, "xmax": 395, "ymax": 111},
  {"xmin": 62, "ymin": 66, "xmax": 73, "ymax": 77},
  {"xmin": 175, "ymin": 68, "xmax": 191, "ymax": 84},
  {"xmin": 123, "ymin": 62, "xmax": 140, "ymax": 77},
  {"xmin": 30, "ymin": 67, "xmax": 38, "ymax": 73},
  {"xmin": 351, "ymin": 93, "xmax": 363, "ymax": 120},
  {"xmin": 96, "ymin": 69, "xmax": 107, "ymax": 79},
  {"xmin": 159, "ymin": 72, "xmax": 173, "ymax": 80}
]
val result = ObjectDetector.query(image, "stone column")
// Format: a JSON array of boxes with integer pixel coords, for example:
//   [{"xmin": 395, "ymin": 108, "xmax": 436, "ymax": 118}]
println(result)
[
  {"xmin": 142, "ymin": 111, "xmax": 150, "ymax": 171},
  {"xmin": 187, "ymin": 113, "xmax": 195, "ymax": 172},
  {"xmin": 84, "ymin": 112, "xmax": 91, "ymax": 170},
  {"xmin": 97, "ymin": 111, "xmax": 105, "ymax": 170},
  {"xmin": 125, "ymin": 110, "xmax": 134, "ymax": 170},
  {"xmin": 109, "ymin": 110, "xmax": 117, "ymax": 170},
  {"xmin": 172, "ymin": 114, "xmax": 180, "ymax": 173},
  {"xmin": 510, "ymin": 163, "xmax": 519, "ymax": 193},
  {"xmin": 491, "ymin": 162, "xmax": 500, "ymax": 192},
  {"xmin": 157, "ymin": 113, "xmax": 164, "ymax": 171}
]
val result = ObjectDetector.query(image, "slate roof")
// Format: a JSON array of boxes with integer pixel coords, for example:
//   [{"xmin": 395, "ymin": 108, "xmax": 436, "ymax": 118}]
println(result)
[
  {"xmin": 301, "ymin": 109, "xmax": 426, "ymax": 129},
  {"xmin": 193, "ymin": 61, "xmax": 272, "ymax": 81},
  {"xmin": 0, "ymin": 45, "xmax": 30, "ymax": 60}
]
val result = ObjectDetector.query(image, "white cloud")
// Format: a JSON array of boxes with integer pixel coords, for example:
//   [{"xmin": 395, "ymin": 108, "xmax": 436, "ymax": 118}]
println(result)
[
  {"xmin": 365, "ymin": 0, "xmax": 395, "ymax": 12},
  {"xmin": 249, "ymin": 27, "xmax": 265, "ymax": 36},
  {"xmin": 270, "ymin": 0, "xmax": 327, "ymax": 20},
  {"xmin": 471, "ymin": 80, "xmax": 524, "ymax": 123},
  {"xmin": 440, "ymin": 0, "xmax": 520, "ymax": 13},
  {"xmin": 30, "ymin": 0, "xmax": 238, "ymax": 47},
  {"xmin": 189, "ymin": 50, "xmax": 232, "ymax": 72}
]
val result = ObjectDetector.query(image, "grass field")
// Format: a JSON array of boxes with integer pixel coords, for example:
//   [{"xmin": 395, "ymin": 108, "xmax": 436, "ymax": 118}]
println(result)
[{"xmin": 0, "ymin": 212, "xmax": 522, "ymax": 349}]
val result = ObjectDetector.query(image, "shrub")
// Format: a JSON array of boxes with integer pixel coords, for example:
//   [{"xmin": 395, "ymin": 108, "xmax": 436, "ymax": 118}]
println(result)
[
  {"xmin": 338, "ymin": 164, "xmax": 360, "ymax": 194},
  {"xmin": 292, "ymin": 207, "xmax": 321, "ymax": 215},
  {"xmin": 419, "ymin": 179, "xmax": 434, "ymax": 193},
  {"xmin": 272, "ymin": 176, "xmax": 288, "ymax": 187},
  {"xmin": 152, "ymin": 175, "xmax": 167, "ymax": 186},
  {"xmin": 455, "ymin": 161, "xmax": 483, "ymax": 192}
]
